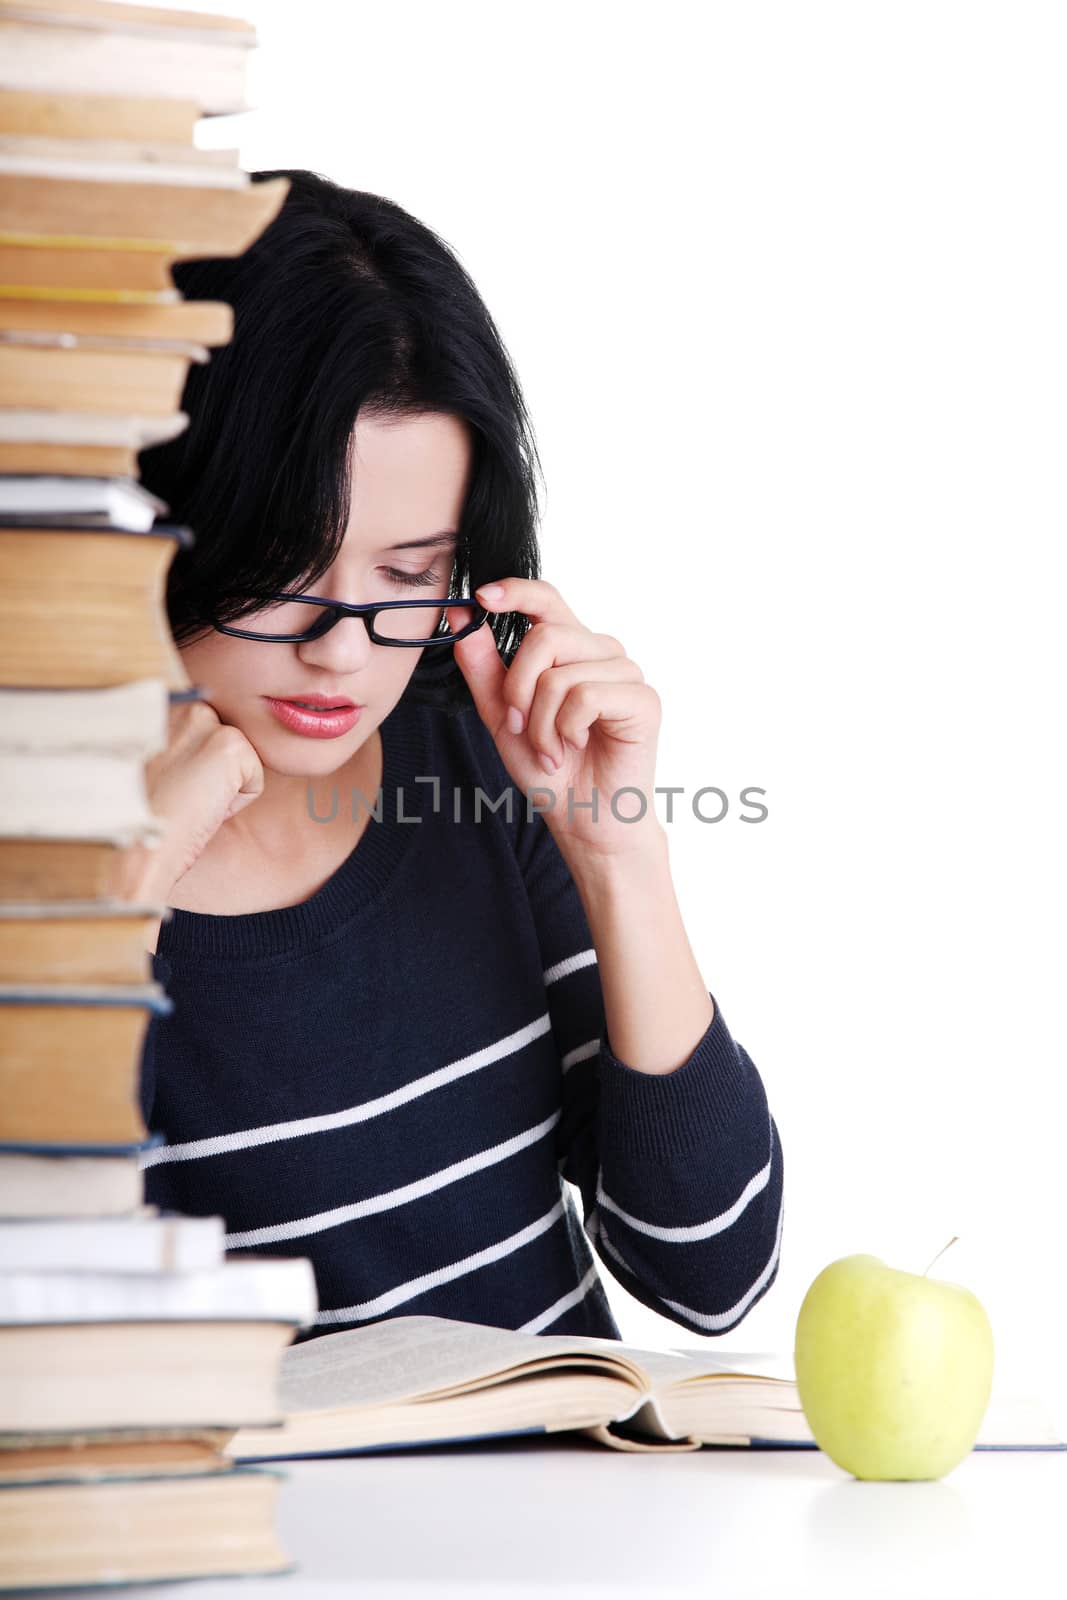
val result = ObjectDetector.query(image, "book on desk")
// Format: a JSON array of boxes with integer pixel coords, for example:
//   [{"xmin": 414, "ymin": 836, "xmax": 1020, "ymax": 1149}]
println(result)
[{"xmin": 219, "ymin": 1311, "xmax": 1067, "ymax": 1460}]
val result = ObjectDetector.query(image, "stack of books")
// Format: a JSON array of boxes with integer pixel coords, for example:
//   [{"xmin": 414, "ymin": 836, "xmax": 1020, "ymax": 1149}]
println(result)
[
  {"xmin": 0, "ymin": 1219, "xmax": 318, "ymax": 1588},
  {"xmin": 0, "ymin": 1, "xmax": 319, "ymax": 1588}
]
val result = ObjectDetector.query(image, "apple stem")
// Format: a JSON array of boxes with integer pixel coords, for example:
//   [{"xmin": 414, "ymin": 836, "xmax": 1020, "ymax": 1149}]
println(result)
[{"xmin": 922, "ymin": 1235, "xmax": 960, "ymax": 1277}]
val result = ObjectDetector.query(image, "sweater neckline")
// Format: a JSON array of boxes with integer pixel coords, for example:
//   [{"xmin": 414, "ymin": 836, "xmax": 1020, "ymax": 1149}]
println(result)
[{"xmin": 156, "ymin": 693, "xmax": 428, "ymax": 963}]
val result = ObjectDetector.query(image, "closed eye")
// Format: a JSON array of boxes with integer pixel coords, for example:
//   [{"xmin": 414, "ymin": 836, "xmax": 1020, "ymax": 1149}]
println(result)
[{"xmin": 384, "ymin": 566, "xmax": 442, "ymax": 589}]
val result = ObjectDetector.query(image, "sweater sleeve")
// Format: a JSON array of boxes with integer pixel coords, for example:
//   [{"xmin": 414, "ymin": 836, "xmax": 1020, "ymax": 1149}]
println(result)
[{"xmin": 517, "ymin": 801, "xmax": 786, "ymax": 1339}]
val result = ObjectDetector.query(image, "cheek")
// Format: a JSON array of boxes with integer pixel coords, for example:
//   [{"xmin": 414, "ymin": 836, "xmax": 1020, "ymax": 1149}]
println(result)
[{"xmin": 177, "ymin": 632, "xmax": 263, "ymax": 703}]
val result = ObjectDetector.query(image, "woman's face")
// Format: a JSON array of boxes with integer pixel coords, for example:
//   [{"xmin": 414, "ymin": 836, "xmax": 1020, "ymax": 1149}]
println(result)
[{"xmin": 178, "ymin": 410, "xmax": 473, "ymax": 777}]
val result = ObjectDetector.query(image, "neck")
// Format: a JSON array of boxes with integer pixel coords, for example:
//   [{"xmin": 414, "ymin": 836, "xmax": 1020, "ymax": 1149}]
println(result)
[{"xmin": 221, "ymin": 726, "xmax": 383, "ymax": 859}]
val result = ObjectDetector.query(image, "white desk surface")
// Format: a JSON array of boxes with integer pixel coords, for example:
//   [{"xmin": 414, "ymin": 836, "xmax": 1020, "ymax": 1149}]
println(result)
[{"xmin": 43, "ymin": 1432, "xmax": 1066, "ymax": 1600}]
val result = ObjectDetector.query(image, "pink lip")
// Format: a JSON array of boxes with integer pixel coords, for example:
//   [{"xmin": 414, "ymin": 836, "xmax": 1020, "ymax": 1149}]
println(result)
[
  {"xmin": 275, "ymin": 692, "xmax": 356, "ymax": 708},
  {"xmin": 263, "ymin": 697, "xmax": 364, "ymax": 739}
]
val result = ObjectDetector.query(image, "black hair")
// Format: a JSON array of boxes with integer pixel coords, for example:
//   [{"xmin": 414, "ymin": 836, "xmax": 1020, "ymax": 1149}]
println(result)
[{"xmin": 137, "ymin": 168, "xmax": 543, "ymax": 714}]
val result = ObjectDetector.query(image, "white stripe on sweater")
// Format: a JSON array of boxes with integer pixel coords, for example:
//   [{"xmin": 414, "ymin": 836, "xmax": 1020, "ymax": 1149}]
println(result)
[
  {"xmin": 142, "ymin": 949, "xmax": 597, "ymax": 1169},
  {"xmin": 224, "ymin": 1109, "xmax": 561, "ymax": 1248},
  {"xmin": 594, "ymin": 1145, "xmax": 772, "ymax": 1242},
  {"xmin": 518, "ymin": 1262, "xmax": 600, "ymax": 1333},
  {"xmin": 561, "ymin": 1037, "xmax": 599, "ymax": 1073},
  {"xmin": 139, "ymin": 1012, "xmax": 555, "ymax": 1168},
  {"xmin": 543, "ymin": 947, "xmax": 597, "ymax": 986},
  {"xmin": 313, "ymin": 1197, "xmax": 566, "ymax": 1324},
  {"xmin": 595, "ymin": 1185, "xmax": 786, "ymax": 1334}
]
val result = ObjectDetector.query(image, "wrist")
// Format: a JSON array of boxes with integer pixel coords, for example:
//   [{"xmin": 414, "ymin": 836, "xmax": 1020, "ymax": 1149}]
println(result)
[
  {"xmin": 558, "ymin": 821, "xmax": 670, "ymax": 894},
  {"xmin": 108, "ymin": 839, "xmax": 176, "ymax": 907}
]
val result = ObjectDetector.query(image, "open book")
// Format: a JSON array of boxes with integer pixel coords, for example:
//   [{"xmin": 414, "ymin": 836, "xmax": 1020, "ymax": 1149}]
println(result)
[{"xmin": 223, "ymin": 1314, "xmax": 1067, "ymax": 1459}]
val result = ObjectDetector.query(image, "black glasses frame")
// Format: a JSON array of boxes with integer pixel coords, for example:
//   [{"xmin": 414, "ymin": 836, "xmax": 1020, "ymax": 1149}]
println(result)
[{"xmin": 210, "ymin": 593, "xmax": 490, "ymax": 648}]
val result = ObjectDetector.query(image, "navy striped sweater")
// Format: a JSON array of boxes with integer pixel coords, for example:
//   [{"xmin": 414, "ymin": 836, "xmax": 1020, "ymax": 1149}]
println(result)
[{"xmin": 139, "ymin": 689, "xmax": 785, "ymax": 1344}]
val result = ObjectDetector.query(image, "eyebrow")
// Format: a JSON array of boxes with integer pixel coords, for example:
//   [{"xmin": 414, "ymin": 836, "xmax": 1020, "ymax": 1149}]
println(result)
[{"xmin": 384, "ymin": 532, "xmax": 459, "ymax": 551}]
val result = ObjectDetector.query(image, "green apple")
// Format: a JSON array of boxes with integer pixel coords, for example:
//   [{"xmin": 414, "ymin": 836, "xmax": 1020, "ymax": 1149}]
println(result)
[{"xmin": 794, "ymin": 1248, "xmax": 995, "ymax": 1480}]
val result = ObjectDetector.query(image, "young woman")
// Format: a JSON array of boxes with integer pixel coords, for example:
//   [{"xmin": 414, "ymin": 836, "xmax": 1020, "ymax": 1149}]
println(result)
[{"xmin": 126, "ymin": 169, "xmax": 785, "ymax": 1344}]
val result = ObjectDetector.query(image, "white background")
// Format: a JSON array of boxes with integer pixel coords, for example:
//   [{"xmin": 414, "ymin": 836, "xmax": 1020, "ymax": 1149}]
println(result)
[{"xmin": 147, "ymin": 1, "xmax": 1064, "ymax": 1422}]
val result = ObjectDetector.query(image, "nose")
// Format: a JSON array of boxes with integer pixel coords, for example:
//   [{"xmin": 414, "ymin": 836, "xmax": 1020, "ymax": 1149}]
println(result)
[{"xmin": 295, "ymin": 607, "xmax": 375, "ymax": 675}]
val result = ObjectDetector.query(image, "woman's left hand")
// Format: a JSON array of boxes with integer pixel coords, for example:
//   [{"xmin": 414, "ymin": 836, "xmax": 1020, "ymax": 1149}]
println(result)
[{"xmin": 449, "ymin": 577, "xmax": 665, "ymax": 861}]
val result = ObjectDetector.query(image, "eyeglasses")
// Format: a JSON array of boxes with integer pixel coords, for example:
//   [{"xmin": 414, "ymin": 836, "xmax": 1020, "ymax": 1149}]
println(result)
[{"xmin": 210, "ymin": 593, "xmax": 490, "ymax": 648}]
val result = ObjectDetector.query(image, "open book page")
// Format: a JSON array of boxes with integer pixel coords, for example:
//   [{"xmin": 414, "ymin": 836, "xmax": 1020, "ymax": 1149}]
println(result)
[
  {"xmin": 665, "ymin": 1346, "xmax": 797, "ymax": 1382},
  {"xmin": 256, "ymin": 1317, "xmax": 805, "ymax": 1456},
  {"xmin": 601, "ymin": 1342, "xmax": 794, "ymax": 1385},
  {"xmin": 574, "ymin": 1344, "xmax": 783, "ymax": 1445},
  {"xmin": 269, "ymin": 1319, "xmax": 802, "ymax": 1445},
  {"xmin": 588, "ymin": 1342, "xmax": 799, "ymax": 1443},
  {"xmin": 223, "ymin": 1315, "xmax": 668, "ymax": 1459},
  {"xmin": 272, "ymin": 1315, "xmax": 652, "ymax": 1417}
]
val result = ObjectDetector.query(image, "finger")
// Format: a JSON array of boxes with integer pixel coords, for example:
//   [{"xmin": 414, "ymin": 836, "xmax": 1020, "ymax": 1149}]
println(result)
[
  {"xmin": 503, "ymin": 625, "xmax": 624, "ymax": 731},
  {"xmin": 474, "ymin": 576, "xmax": 582, "ymax": 629},
  {"xmin": 225, "ymin": 788, "xmax": 261, "ymax": 821},
  {"xmin": 527, "ymin": 656, "xmax": 645, "ymax": 766},
  {"xmin": 447, "ymin": 600, "xmax": 510, "ymax": 735},
  {"xmin": 557, "ymin": 679, "xmax": 663, "ymax": 751}
]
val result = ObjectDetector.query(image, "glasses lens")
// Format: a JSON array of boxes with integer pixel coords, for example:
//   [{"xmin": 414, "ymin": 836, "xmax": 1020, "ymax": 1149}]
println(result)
[
  {"xmin": 225, "ymin": 597, "xmax": 329, "ymax": 638},
  {"xmin": 373, "ymin": 601, "xmax": 479, "ymax": 644}
]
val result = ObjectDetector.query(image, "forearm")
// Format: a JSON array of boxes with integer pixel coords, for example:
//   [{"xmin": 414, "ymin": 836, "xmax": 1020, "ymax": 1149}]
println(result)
[{"xmin": 560, "ymin": 825, "xmax": 716, "ymax": 1077}]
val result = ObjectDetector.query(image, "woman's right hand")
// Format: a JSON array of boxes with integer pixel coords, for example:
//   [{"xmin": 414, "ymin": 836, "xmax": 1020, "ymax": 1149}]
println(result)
[{"xmin": 111, "ymin": 699, "xmax": 265, "ymax": 910}]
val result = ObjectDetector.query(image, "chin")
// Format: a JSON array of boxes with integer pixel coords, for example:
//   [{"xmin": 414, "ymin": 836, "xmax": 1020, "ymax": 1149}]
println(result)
[{"xmin": 256, "ymin": 717, "xmax": 375, "ymax": 769}]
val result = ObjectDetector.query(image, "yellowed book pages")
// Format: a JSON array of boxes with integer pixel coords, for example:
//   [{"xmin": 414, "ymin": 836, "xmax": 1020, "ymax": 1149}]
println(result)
[
  {"xmin": 0, "ymin": 1435, "xmax": 233, "ymax": 1483},
  {"xmin": 0, "ymin": 295, "xmax": 233, "ymax": 343},
  {"xmin": 0, "ymin": 524, "xmax": 191, "ymax": 689},
  {"xmin": 0, "ymin": 992, "xmax": 154, "ymax": 1143},
  {"xmin": 0, "ymin": 439, "xmax": 137, "ymax": 475},
  {"xmin": 0, "ymin": 837, "xmax": 150, "ymax": 903},
  {"xmin": 0, "ymin": 905, "xmax": 158, "ymax": 985},
  {"xmin": 0, "ymin": 342, "xmax": 201, "ymax": 413},
  {"xmin": 0, "ymin": 173, "xmax": 290, "ymax": 256},
  {"xmin": 3, "ymin": 327, "xmax": 210, "ymax": 357},
  {"xmin": 0, "ymin": 1471, "xmax": 291, "ymax": 1588},
  {"xmin": 0, "ymin": 139, "xmax": 245, "ymax": 189},
  {"xmin": 0, "ymin": 242, "xmax": 177, "ymax": 293},
  {"xmin": 0, "ymin": 132, "xmax": 237, "ymax": 167},
  {"xmin": 0, "ymin": 283, "xmax": 180, "ymax": 304},
  {"xmin": 0, "ymin": 409, "xmax": 187, "ymax": 448},
  {"xmin": 0, "ymin": 88, "xmax": 200, "ymax": 144}
]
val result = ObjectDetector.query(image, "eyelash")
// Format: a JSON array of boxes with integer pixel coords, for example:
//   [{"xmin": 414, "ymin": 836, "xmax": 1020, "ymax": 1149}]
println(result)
[{"xmin": 384, "ymin": 565, "xmax": 442, "ymax": 589}]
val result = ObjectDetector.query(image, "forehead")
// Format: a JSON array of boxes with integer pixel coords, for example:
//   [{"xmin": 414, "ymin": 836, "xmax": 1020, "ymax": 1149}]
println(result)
[{"xmin": 345, "ymin": 412, "xmax": 472, "ymax": 548}]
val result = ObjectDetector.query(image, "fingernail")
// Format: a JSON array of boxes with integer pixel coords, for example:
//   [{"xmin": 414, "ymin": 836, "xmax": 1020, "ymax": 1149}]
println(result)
[
  {"xmin": 507, "ymin": 705, "xmax": 525, "ymax": 734},
  {"xmin": 540, "ymin": 751, "xmax": 559, "ymax": 774},
  {"xmin": 478, "ymin": 583, "xmax": 504, "ymax": 601}
]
